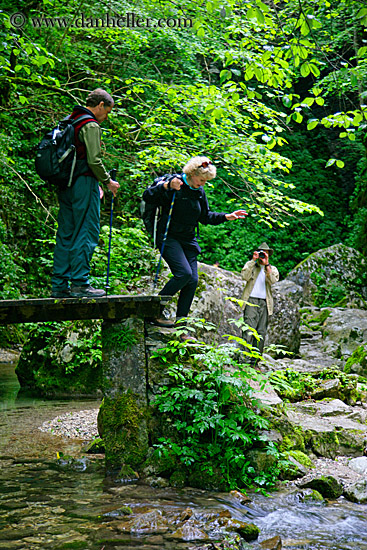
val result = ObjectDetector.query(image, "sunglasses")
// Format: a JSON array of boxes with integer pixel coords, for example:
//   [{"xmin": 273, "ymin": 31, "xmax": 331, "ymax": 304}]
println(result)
[{"xmin": 200, "ymin": 161, "xmax": 213, "ymax": 168}]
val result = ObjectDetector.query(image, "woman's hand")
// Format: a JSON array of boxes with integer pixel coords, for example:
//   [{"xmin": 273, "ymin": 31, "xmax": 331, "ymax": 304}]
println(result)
[
  {"xmin": 225, "ymin": 210, "xmax": 247, "ymax": 221},
  {"xmin": 164, "ymin": 177, "xmax": 182, "ymax": 191}
]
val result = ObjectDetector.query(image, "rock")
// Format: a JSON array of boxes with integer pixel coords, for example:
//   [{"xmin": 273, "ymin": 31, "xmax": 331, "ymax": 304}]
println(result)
[
  {"xmin": 344, "ymin": 343, "xmax": 367, "ymax": 376},
  {"xmin": 246, "ymin": 449, "xmax": 277, "ymax": 475},
  {"xmin": 287, "ymin": 243, "xmax": 367, "ymax": 308},
  {"xmin": 320, "ymin": 309, "xmax": 367, "ymax": 360},
  {"xmin": 311, "ymin": 378, "xmax": 341, "ymax": 400},
  {"xmin": 285, "ymin": 399, "xmax": 367, "ymax": 458},
  {"xmin": 170, "ymin": 470, "xmax": 187, "ymax": 488},
  {"xmin": 249, "ymin": 379, "xmax": 283, "ymax": 407},
  {"xmin": 280, "ymin": 454, "xmax": 308, "ymax": 480},
  {"xmin": 288, "ymin": 450, "xmax": 315, "ymax": 469},
  {"xmin": 260, "ymin": 535, "xmax": 282, "ymax": 549},
  {"xmin": 166, "ymin": 262, "xmax": 301, "ymax": 355},
  {"xmin": 145, "ymin": 476, "xmax": 170, "ymax": 488},
  {"xmin": 168, "ymin": 523, "xmax": 209, "ymax": 541},
  {"xmin": 296, "ymin": 489, "xmax": 324, "ymax": 503},
  {"xmin": 232, "ymin": 521, "xmax": 260, "ymax": 541},
  {"xmin": 348, "ymin": 456, "xmax": 367, "ymax": 475},
  {"xmin": 230, "ymin": 490, "xmax": 251, "ymax": 505},
  {"xmin": 188, "ymin": 468, "xmax": 229, "ymax": 492},
  {"xmin": 298, "ymin": 474, "xmax": 343, "ymax": 499},
  {"xmin": 82, "ymin": 436, "xmax": 105, "ymax": 453},
  {"xmin": 343, "ymin": 479, "xmax": 367, "ymax": 503},
  {"xmin": 267, "ymin": 279, "xmax": 302, "ymax": 355}
]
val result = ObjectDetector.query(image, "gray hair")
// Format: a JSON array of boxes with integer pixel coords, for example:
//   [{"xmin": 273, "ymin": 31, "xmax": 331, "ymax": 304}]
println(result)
[
  {"xmin": 183, "ymin": 156, "xmax": 216, "ymax": 181},
  {"xmin": 86, "ymin": 88, "xmax": 114, "ymax": 107}
]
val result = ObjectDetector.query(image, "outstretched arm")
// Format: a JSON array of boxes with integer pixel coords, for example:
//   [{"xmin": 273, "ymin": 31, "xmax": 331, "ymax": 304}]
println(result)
[{"xmin": 225, "ymin": 210, "xmax": 248, "ymax": 221}]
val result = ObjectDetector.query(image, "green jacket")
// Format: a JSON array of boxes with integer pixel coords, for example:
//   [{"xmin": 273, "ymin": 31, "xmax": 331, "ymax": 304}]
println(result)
[{"xmin": 241, "ymin": 260, "xmax": 279, "ymax": 315}]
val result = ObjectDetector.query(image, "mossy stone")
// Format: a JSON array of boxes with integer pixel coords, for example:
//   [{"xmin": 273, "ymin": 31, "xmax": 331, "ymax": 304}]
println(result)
[
  {"xmin": 188, "ymin": 468, "xmax": 229, "ymax": 491},
  {"xmin": 289, "ymin": 450, "xmax": 315, "ymax": 469},
  {"xmin": 301, "ymin": 489, "xmax": 324, "ymax": 502},
  {"xmin": 98, "ymin": 392, "xmax": 149, "ymax": 471},
  {"xmin": 301, "ymin": 475, "xmax": 343, "ymax": 499},
  {"xmin": 234, "ymin": 522, "xmax": 260, "ymax": 541},
  {"xmin": 170, "ymin": 470, "xmax": 187, "ymax": 488}
]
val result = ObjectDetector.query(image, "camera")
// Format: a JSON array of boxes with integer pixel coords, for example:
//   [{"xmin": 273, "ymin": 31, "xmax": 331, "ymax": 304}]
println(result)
[{"xmin": 257, "ymin": 250, "xmax": 266, "ymax": 259}]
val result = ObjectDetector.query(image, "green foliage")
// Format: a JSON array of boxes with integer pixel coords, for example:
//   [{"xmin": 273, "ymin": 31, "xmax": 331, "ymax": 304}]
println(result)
[
  {"xmin": 269, "ymin": 369, "xmax": 317, "ymax": 402},
  {"xmin": 1, "ymin": 0, "xmax": 367, "ymax": 296},
  {"xmin": 90, "ymin": 218, "xmax": 158, "ymax": 293},
  {"xmin": 269, "ymin": 366, "xmax": 359, "ymax": 403},
  {"xmin": 15, "ymin": 320, "xmax": 102, "ymax": 395},
  {"xmin": 151, "ymin": 335, "xmax": 281, "ymax": 490}
]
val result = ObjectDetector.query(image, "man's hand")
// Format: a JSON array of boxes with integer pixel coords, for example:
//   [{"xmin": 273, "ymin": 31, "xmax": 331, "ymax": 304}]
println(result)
[
  {"xmin": 261, "ymin": 251, "xmax": 269, "ymax": 265},
  {"xmin": 252, "ymin": 251, "xmax": 259, "ymax": 261},
  {"xmin": 225, "ymin": 209, "xmax": 248, "ymax": 221},
  {"xmin": 107, "ymin": 179, "xmax": 119, "ymax": 197},
  {"xmin": 99, "ymin": 185, "xmax": 104, "ymax": 199},
  {"xmin": 164, "ymin": 177, "xmax": 182, "ymax": 191}
]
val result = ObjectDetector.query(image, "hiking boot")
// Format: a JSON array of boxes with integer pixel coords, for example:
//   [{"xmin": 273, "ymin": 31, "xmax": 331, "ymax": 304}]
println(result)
[
  {"xmin": 51, "ymin": 288, "xmax": 71, "ymax": 298},
  {"xmin": 70, "ymin": 285, "xmax": 106, "ymax": 298},
  {"xmin": 150, "ymin": 317, "xmax": 175, "ymax": 328}
]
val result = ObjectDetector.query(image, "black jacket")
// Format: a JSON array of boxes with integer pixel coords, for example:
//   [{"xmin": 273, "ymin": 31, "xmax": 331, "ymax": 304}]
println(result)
[{"xmin": 142, "ymin": 178, "xmax": 228, "ymax": 250}]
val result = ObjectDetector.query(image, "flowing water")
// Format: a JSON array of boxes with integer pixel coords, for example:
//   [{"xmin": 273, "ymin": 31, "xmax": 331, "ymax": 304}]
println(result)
[{"xmin": 1, "ymin": 361, "xmax": 367, "ymax": 550}]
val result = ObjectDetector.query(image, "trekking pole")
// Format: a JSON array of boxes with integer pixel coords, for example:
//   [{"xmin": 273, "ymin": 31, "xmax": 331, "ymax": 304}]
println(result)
[
  {"xmin": 105, "ymin": 168, "xmax": 117, "ymax": 295},
  {"xmin": 153, "ymin": 191, "xmax": 176, "ymax": 292}
]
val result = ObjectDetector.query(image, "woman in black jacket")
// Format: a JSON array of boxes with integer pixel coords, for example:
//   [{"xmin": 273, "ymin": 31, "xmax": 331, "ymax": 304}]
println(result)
[{"xmin": 143, "ymin": 156, "xmax": 247, "ymax": 327}]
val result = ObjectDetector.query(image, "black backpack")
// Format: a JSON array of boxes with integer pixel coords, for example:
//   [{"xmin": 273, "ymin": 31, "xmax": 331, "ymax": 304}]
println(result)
[
  {"xmin": 140, "ymin": 173, "xmax": 182, "ymax": 246},
  {"xmin": 35, "ymin": 114, "xmax": 91, "ymax": 189}
]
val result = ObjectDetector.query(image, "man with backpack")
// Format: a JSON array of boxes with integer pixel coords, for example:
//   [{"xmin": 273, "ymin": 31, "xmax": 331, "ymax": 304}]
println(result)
[{"xmin": 51, "ymin": 88, "xmax": 119, "ymax": 298}]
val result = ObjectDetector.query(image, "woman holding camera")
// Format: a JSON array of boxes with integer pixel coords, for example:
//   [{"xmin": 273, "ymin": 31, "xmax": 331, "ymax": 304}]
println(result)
[
  {"xmin": 143, "ymin": 156, "xmax": 247, "ymax": 329},
  {"xmin": 241, "ymin": 243, "xmax": 279, "ymax": 362}
]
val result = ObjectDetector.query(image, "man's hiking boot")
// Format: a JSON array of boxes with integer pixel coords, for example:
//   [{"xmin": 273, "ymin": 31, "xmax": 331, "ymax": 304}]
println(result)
[
  {"xmin": 150, "ymin": 317, "xmax": 175, "ymax": 328},
  {"xmin": 51, "ymin": 288, "xmax": 71, "ymax": 298},
  {"xmin": 70, "ymin": 285, "xmax": 106, "ymax": 298}
]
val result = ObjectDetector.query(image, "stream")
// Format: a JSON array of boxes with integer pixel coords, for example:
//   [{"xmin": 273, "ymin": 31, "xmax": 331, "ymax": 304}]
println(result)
[{"xmin": 1, "ymin": 360, "xmax": 367, "ymax": 550}]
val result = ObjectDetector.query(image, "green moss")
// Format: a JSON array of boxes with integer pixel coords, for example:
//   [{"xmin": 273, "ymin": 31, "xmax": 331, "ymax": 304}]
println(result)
[
  {"xmin": 289, "ymin": 450, "xmax": 315, "ymax": 468},
  {"xmin": 188, "ymin": 468, "xmax": 229, "ymax": 492},
  {"xmin": 303, "ymin": 475, "xmax": 343, "ymax": 499},
  {"xmin": 299, "ymin": 489, "xmax": 324, "ymax": 502},
  {"xmin": 345, "ymin": 344, "xmax": 367, "ymax": 374},
  {"xmin": 98, "ymin": 392, "xmax": 149, "ymax": 470},
  {"xmin": 196, "ymin": 270, "xmax": 210, "ymax": 295},
  {"xmin": 234, "ymin": 523, "xmax": 260, "ymax": 542},
  {"xmin": 170, "ymin": 470, "xmax": 187, "ymax": 488}
]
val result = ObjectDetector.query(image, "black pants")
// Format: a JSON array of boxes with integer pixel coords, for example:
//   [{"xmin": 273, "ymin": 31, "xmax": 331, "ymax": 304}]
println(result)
[{"xmin": 159, "ymin": 237, "xmax": 199, "ymax": 317}]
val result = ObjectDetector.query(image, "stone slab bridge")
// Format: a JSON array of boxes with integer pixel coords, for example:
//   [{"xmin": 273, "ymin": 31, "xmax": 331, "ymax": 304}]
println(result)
[{"xmin": 0, "ymin": 295, "xmax": 171, "ymax": 473}]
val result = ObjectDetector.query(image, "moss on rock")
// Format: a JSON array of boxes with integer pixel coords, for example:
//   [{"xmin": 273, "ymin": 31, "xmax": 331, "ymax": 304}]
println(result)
[
  {"xmin": 234, "ymin": 522, "xmax": 260, "ymax": 542},
  {"xmin": 289, "ymin": 450, "xmax": 315, "ymax": 468},
  {"xmin": 98, "ymin": 392, "xmax": 149, "ymax": 471}
]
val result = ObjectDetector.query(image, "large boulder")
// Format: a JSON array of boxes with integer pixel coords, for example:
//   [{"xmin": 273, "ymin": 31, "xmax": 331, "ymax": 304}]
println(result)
[
  {"xmin": 320, "ymin": 308, "xmax": 367, "ymax": 360},
  {"xmin": 266, "ymin": 279, "xmax": 302, "ymax": 355},
  {"xmin": 287, "ymin": 243, "xmax": 367, "ymax": 308},
  {"xmin": 185, "ymin": 263, "xmax": 301, "ymax": 354},
  {"xmin": 285, "ymin": 399, "xmax": 367, "ymax": 458}
]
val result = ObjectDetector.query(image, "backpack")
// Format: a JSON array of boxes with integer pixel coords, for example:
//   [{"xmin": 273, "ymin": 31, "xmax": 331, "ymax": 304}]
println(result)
[
  {"xmin": 140, "ymin": 173, "xmax": 182, "ymax": 247},
  {"xmin": 35, "ymin": 114, "xmax": 92, "ymax": 189}
]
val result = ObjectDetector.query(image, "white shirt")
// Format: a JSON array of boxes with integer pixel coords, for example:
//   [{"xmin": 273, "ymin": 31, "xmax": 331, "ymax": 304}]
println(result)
[{"xmin": 250, "ymin": 266, "xmax": 266, "ymax": 299}]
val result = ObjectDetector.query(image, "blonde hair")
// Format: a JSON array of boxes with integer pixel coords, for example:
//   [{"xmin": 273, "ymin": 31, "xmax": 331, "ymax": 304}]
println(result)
[{"xmin": 183, "ymin": 156, "xmax": 216, "ymax": 181}]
